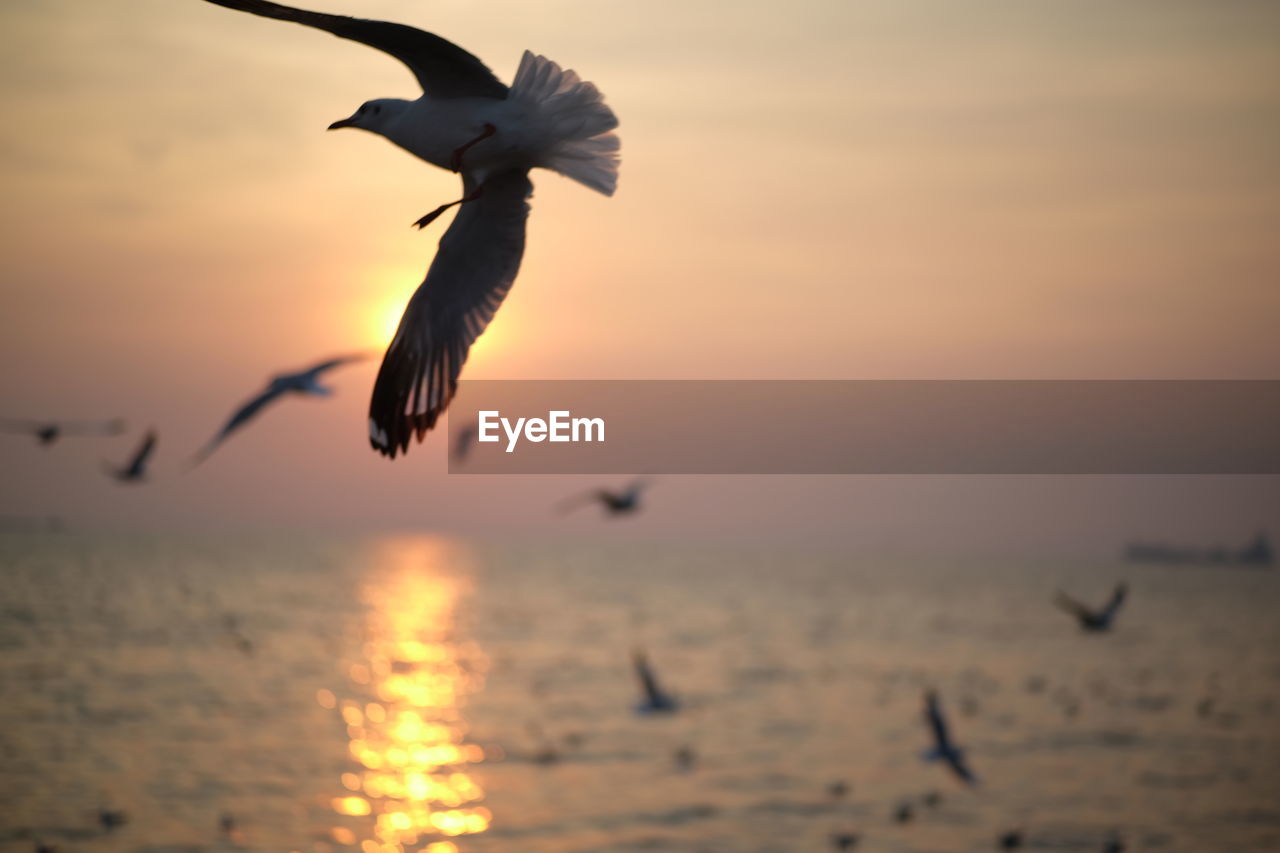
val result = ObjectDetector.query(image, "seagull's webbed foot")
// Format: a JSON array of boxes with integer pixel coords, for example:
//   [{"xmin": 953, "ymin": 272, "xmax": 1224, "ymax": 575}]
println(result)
[
  {"xmin": 412, "ymin": 187, "xmax": 485, "ymax": 230},
  {"xmin": 448, "ymin": 123, "xmax": 497, "ymax": 173}
]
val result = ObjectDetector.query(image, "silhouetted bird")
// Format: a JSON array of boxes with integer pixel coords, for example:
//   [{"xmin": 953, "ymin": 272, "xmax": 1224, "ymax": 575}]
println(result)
[
  {"xmin": 893, "ymin": 801, "xmax": 914, "ymax": 823},
  {"xmin": 1102, "ymin": 832, "xmax": 1126, "ymax": 853},
  {"xmin": 219, "ymin": 812, "xmax": 236, "ymax": 835},
  {"xmin": 559, "ymin": 479, "xmax": 651, "ymax": 517},
  {"xmin": 922, "ymin": 689, "xmax": 977, "ymax": 785},
  {"xmin": 632, "ymin": 649, "xmax": 678, "ymax": 713},
  {"xmin": 998, "ymin": 828, "xmax": 1024, "ymax": 849},
  {"xmin": 1054, "ymin": 583, "xmax": 1127, "ymax": 632},
  {"xmin": 450, "ymin": 424, "xmax": 476, "ymax": 464},
  {"xmin": 34, "ymin": 841, "xmax": 57, "ymax": 853},
  {"xmin": 830, "ymin": 832, "xmax": 860, "ymax": 850},
  {"xmin": 1, "ymin": 418, "xmax": 124, "ymax": 446},
  {"xmin": 197, "ymin": 0, "xmax": 620, "ymax": 458},
  {"xmin": 827, "ymin": 779, "xmax": 850, "ymax": 799},
  {"xmin": 104, "ymin": 430, "xmax": 157, "ymax": 483},
  {"xmin": 193, "ymin": 354, "xmax": 366, "ymax": 463},
  {"xmin": 98, "ymin": 808, "xmax": 128, "ymax": 831}
]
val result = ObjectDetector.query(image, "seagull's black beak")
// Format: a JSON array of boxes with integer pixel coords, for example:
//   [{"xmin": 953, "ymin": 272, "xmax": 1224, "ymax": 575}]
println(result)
[{"xmin": 327, "ymin": 116, "xmax": 358, "ymax": 131}]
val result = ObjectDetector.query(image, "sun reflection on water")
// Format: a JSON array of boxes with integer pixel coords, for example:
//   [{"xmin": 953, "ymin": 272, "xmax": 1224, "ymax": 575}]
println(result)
[{"xmin": 324, "ymin": 536, "xmax": 489, "ymax": 850}]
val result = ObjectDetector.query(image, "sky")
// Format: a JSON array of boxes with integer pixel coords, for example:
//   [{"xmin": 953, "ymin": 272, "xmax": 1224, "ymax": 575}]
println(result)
[{"xmin": 1, "ymin": 0, "xmax": 1277, "ymax": 550}]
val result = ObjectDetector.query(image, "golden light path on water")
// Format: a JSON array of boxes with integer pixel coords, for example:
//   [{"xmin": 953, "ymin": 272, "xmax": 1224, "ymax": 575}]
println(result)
[{"xmin": 319, "ymin": 536, "xmax": 490, "ymax": 852}]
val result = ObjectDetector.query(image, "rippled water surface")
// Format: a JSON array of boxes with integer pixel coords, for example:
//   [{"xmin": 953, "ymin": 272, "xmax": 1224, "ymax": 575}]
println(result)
[{"xmin": 2, "ymin": 531, "xmax": 1278, "ymax": 852}]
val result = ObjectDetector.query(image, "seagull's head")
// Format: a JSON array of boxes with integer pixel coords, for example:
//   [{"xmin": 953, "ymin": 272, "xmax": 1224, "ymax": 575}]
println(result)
[{"xmin": 328, "ymin": 99, "xmax": 408, "ymax": 134}]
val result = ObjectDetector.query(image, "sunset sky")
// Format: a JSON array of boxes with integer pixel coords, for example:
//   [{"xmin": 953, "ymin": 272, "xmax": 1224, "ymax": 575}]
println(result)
[{"xmin": 1, "ymin": 0, "xmax": 1277, "ymax": 547}]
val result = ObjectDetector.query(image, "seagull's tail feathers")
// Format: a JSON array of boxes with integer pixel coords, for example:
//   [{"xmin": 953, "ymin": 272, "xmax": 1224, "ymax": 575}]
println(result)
[{"xmin": 510, "ymin": 50, "xmax": 620, "ymax": 197}]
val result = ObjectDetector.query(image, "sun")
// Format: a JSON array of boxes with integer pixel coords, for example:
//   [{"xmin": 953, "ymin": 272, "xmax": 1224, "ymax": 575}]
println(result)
[{"xmin": 362, "ymin": 271, "xmax": 421, "ymax": 350}]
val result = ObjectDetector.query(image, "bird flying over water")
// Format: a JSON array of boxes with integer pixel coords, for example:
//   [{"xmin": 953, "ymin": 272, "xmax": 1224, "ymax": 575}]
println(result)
[
  {"xmin": 632, "ymin": 649, "xmax": 678, "ymax": 714},
  {"xmin": 192, "ymin": 354, "xmax": 366, "ymax": 464},
  {"xmin": 198, "ymin": 0, "xmax": 620, "ymax": 459},
  {"xmin": 922, "ymin": 689, "xmax": 977, "ymax": 785},
  {"xmin": 1054, "ymin": 583, "xmax": 1128, "ymax": 632},
  {"xmin": 1, "ymin": 418, "xmax": 124, "ymax": 447},
  {"xmin": 104, "ymin": 430, "xmax": 158, "ymax": 483},
  {"xmin": 558, "ymin": 479, "xmax": 651, "ymax": 517}
]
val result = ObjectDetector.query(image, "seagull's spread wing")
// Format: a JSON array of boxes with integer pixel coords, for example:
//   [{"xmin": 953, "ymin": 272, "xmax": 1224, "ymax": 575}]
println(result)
[
  {"xmin": 194, "ymin": 385, "xmax": 289, "ymax": 464},
  {"xmin": 555, "ymin": 489, "xmax": 610, "ymax": 516},
  {"xmin": 369, "ymin": 169, "xmax": 533, "ymax": 458},
  {"xmin": 1100, "ymin": 584, "xmax": 1127, "ymax": 620},
  {"xmin": 1053, "ymin": 591, "xmax": 1093, "ymax": 622},
  {"xmin": 201, "ymin": 0, "xmax": 508, "ymax": 100},
  {"xmin": 127, "ymin": 430, "xmax": 158, "ymax": 476},
  {"xmin": 0, "ymin": 419, "xmax": 44, "ymax": 434},
  {"xmin": 56, "ymin": 418, "xmax": 126, "ymax": 436},
  {"xmin": 298, "ymin": 353, "xmax": 367, "ymax": 380},
  {"xmin": 926, "ymin": 695, "xmax": 953, "ymax": 751},
  {"xmin": 944, "ymin": 750, "xmax": 977, "ymax": 785}
]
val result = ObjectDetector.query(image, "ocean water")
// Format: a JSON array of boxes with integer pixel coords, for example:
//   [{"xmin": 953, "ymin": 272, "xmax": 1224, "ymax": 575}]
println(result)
[{"xmin": 1, "ymin": 531, "xmax": 1278, "ymax": 853}]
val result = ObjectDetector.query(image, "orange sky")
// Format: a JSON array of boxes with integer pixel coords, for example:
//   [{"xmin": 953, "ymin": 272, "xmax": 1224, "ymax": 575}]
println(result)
[{"xmin": 1, "ymin": 0, "xmax": 1277, "ymax": 543}]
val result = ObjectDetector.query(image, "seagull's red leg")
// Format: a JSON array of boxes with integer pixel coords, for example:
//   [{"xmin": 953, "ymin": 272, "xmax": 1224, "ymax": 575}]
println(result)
[
  {"xmin": 411, "ymin": 187, "xmax": 485, "ymax": 230},
  {"xmin": 449, "ymin": 123, "xmax": 497, "ymax": 173}
]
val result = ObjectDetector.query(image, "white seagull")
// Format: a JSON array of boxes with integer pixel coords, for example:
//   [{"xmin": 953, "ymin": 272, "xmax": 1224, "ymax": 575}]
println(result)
[
  {"xmin": 105, "ymin": 430, "xmax": 158, "ymax": 483},
  {"xmin": 192, "ymin": 354, "xmax": 366, "ymax": 464},
  {"xmin": 1, "ymin": 418, "xmax": 125, "ymax": 447},
  {"xmin": 199, "ymin": 0, "xmax": 620, "ymax": 458}
]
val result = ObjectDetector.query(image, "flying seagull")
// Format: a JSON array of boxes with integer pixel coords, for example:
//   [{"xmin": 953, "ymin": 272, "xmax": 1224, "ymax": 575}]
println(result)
[
  {"xmin": 198, "ymin": 0, "xmax": 620, "ymax": 459},
  {"xmin": 632, "ymin": 649, "xmax": 679, "ymax": 714},
  {"xmin": 921, "ymin": 689, "xmax": 977, "ymax": 785},
  {"xmin": 557, "ymin": 479, "xmax": 651, "ymax": 517},
  {"xmin": 192, "ymin": 354, "xmax": 366, "ymax": 464},
  {"xmin": 105, "ymin": 430, "xmax": 158, "ymax": 483},
  {"xmin": 1, "ymin": 418, "xmax": 124, "ymax": 447},
  {"xmin": 1054, "ymin": 583, "xmax": 1127, "ymax": 632}
]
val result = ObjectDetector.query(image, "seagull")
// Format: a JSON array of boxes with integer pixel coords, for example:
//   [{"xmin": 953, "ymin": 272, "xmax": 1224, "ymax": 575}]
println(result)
[
  {"xmin": 632, "ymin": 649, "xmax": 678, "ymax": 714},
  {"xmin": 192, "ymin": 354, "xmax": 366, "ymax": 464},
  {"xmin": 1, "ymin": 418, "xmax": 124, "ymax": 447},
  {"xmin": 998, "ymin": 828, "xmax": 1025, "ymax": 850},
  {"xmin": 558, "ymin": 478, "xmax": 651, "ymax": 517},
  {"xmin": 198, "ymin": 1, "xmax": 620, "ymax": 459},
  {"xmin": 104, "ymin": 430, "xmax": 158, "ymax": 483},
  {"xmin": 921, "ymin": 689, "xmax": 977, "ymax": 785},
  {"xmin": 830, "ymin": 832, "xmax": 860, "ymax": 851},
  {"xmin": 1054, "ymin": 583, "xmax": 1128, "ymax": 632}
]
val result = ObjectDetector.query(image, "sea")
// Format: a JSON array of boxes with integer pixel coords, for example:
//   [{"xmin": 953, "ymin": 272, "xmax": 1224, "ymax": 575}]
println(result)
[{"xmin": 1, "ymin": 531, "xmax": 1278, "ymax": 852}]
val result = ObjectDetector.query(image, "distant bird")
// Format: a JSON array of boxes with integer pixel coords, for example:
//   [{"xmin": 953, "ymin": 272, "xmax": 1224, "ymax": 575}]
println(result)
[
  {"xmin": 559, "ymin": 479, "xmax": 651, "ymax": 517},
  {"xmin": 632, "ymin": 649, "xmax": 678, "ymax": 713},
  {"xmin": 1055, "ymin": 583, "xmax": 1128, "ymax": 632},
  {"xmin": 830, "ymin": 832, "xmax": 860, "ymax": 850},
  {"xmin": 827, "ymin": 779, "xmax": 850, "ymax": 799},
  {"xmin": 34, "ymin": 841, "xmax": 57, "ymax": 853},
  {"xmin": 893, "ymin": 801, "xmax": 914, "ymax": 823},
  {"xmin": 1102, "ymin": 832, "xmax": 1126, "ymax": 853},
  {"xmin": 98, "ymin": 808, "xmax": 128, "ymax": 831},
  {"xmin": 219, "ymin": 812, "xmax": 236, "ymax": 836},
  {"xmin": 450, "ymin": 424, "xmax": 476, "ymax": 464},
  {"xmin": 104, "ymin": 430, "xmax": 157, "ymax": 483},
  {"xmin": 1, "ymin": 418, "xmax": 124, "ymax": 446},
  {"xmin": 192, "ymin": 354, "xmax": 366, "ymax": 463},
  {"xmin": 922, "ymin": 689, "xmax": 977, "ymax": 785},
  {"xmin": 998, "ymin": 828, "xmax": 1024, "ymax": 849},
  {"xmin": 196, "ymin": 0, "xmax": 620, "ymax": 459}
]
